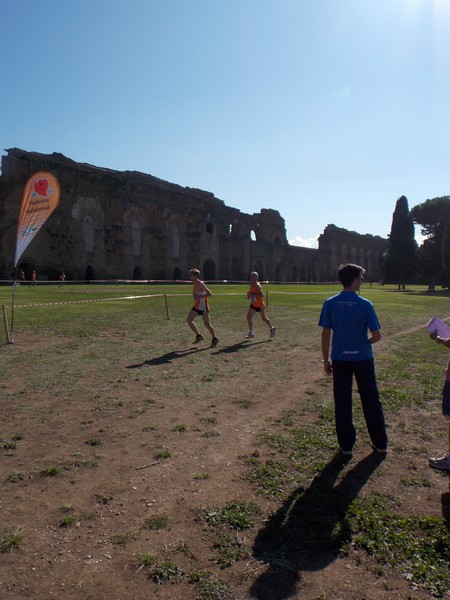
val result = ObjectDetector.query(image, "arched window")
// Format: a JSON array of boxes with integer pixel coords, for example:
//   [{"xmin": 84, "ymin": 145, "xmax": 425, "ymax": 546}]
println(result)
[
  {"xmin": 85, "ymin": 265, "xmax": 95, "ymax": 282},
  {"xmin": 83, "ymin": 215, "xmax": 95, "ymax": 253},
  {"xmin": 132, "ymin": 220, "xmax": 141, "ymax": 256},
  {"xmin": 206, "ymin": 223, "xmax": 213, "ymax": 234},
  {"xmin": 250, "ymin": 230, "xmax": 256, "ymax": 241},
  {"xmin": 203, "ymin": 259, "xmax": 216, "ymax": 280}
]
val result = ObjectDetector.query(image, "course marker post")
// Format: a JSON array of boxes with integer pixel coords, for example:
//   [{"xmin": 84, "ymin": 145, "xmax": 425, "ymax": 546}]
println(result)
[{"xmin": 164, "ymin": 294, "xmax": 170, "ymax": 320}]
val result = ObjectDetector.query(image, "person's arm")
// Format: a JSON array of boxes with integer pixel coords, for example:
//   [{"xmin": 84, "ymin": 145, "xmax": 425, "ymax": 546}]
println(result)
[
  {"xmin": 430, "ymin": 330, "xmax": 450, "ymax": 348},
  {"xmin": 197, "ymin": 281, "xmax": 212, "ymax": 297},
  {"xmin": 321, "ymin": 328, "xmax": 332, "ymax": 374},
  {"xmin": 369, "ymin": 330, "xmax": 381, "ymax": 344}
]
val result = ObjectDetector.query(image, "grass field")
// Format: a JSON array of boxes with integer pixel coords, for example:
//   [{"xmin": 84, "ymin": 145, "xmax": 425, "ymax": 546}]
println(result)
[{"xmin": 0, "ymin": 282, "xmax": 449, "ymax": 599}]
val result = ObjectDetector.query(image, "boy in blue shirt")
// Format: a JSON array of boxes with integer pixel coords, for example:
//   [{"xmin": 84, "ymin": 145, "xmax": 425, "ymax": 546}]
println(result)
[{"xmin": 319, "ymin": 263, "xmax": 388, "ymax": 456}]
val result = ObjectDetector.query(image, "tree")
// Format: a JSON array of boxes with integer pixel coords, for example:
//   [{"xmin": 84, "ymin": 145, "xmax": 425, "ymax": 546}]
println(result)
[
  {"xmin": 382, "ymin": 196, "xmax": 417, "ymax": 289},
  {"xmin": 411, "ymin": 196, "xmax": 450, "ymax": 289}
]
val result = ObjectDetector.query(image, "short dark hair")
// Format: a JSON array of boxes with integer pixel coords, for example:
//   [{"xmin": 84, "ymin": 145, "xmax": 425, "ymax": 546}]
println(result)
[
  {"xmin": 189, "ymin": 268, "xmax": 200, "ymax": 278},
  {"xmin": 338, "ymin": 263, "xmax": 365, "ymax": 287}
]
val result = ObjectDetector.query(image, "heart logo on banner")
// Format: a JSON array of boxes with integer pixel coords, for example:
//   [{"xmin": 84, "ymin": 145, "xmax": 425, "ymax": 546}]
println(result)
[{"xmin": 34, "ymin": 178, "xmax": 49, "ymax": 196}]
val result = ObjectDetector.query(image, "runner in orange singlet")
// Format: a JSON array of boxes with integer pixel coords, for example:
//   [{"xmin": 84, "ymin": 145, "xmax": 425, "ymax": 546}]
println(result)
[
  {"xmin": 187, "ymin": 268, "xmax": 219, "ymax": 348},
  {"xmin": 245, "ymin": 272, "xmax": 276, "ymax": 339}
]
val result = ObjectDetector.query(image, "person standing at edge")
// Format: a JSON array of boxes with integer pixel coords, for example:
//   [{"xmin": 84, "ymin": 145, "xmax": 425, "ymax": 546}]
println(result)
[
  {"xmin": 245, "ymin": 271, "xmax": 276, "ymax": 339},
  {"xmin": 319, "ymin": 263, "xmax": 388, "ymax": 457},
  {"xmin": 427, "ymin": 328, "xmax": 450, "ymax": 471},
  {"xmin": 187, "ymin": 268, "xmax": 219, "ymax": 348}
]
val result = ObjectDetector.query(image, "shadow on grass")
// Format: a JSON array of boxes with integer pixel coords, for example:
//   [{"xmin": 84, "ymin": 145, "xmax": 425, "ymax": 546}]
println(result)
[
  {"xmin": 212, "ymin": 340, "xmax": 270, "ymax": 355},
  {"xmin": 126, "ymin": 347, "xmax": 209, "ymax": 368},
  {"xmin": 250, "ymin": 452, "xmax": 386, "ymax": 600}
]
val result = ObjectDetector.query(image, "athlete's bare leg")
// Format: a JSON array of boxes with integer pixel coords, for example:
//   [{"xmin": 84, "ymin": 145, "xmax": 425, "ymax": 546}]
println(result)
[
  {"xmin": 247, "ymin": 307, "xmax": 255, "ymax": 331},
  {"xmin": 202, "ymin": 312, "xmax": 216, "ymax": 338},
  {"xmin": 260, "ymin": 308, "xmax": 273, "ymax": 329},
  {"xmin": 187, "ymin": 310, "xmax": 202, "ymax": 335}
]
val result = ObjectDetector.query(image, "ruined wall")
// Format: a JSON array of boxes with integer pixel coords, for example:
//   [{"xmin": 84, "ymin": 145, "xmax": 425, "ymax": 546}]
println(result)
[
  {"xmin": 0, "ymin": 149, "xmax": 387, "ymax": 282},
  {"xmin": 317, "ymin": 224, "xmax": 387, "ymax": 282},
  {"xmin": 0, "ymin": 149, "xmax": 291, "ymax": 281}
]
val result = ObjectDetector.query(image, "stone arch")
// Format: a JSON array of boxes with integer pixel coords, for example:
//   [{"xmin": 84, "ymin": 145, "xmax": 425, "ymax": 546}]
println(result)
[
  {"xmin": 274, "ymin": 264, "xmax": 282, "ymax": 281},
  {"xmin": 83, "ymin": 215, "xmax": 95, "ymax": 253},
  {"xmin": 206, "ymin": 222, "xmax": 214, "ymax": 234},
  {"xmin": 17, "ymin": 258, "xmax": 35, "ymax": 280},
  {"xmin": 172, "ymin": 224, "xmax": 181, "ymax": 259},
  {"xmin": 255, "ymin": 260, "xmax": 264, "ymax": 279},
  {"xmin": 203, "ymin": 259, "xmax": 216, "ymax": 280},
  {"xmin": 173, "ymin": 267, "xmax": 181, "ymax": 280},
  {"xmin": 231, "ymin": 257, "xmax": 243, "ymax": 280},
  {"xmin": 85, "ymin": 265, "xmax": 95, "ymax": 282},
  {"xmin": 133, "ymin": 266, "xmax": 143, "ymax": 280},
  {"xmin": 165, "ymin": 214, "xmax": 185, "ymax": 263},
  {"xmin": 131, "ymin": 220, "xmax": 142, "ymax": 257}
]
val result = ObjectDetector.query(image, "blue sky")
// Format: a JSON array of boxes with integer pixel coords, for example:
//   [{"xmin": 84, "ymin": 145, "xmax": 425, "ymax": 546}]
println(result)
[{"xmin": 1, "ymin": 0, "xmax": 449, "ymax": 247}]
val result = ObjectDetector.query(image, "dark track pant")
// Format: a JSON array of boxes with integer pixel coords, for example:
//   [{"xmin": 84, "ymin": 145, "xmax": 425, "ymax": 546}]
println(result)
[{"xmin": 332, "ymin": 358, "xmax": 388, "ymax": 452}]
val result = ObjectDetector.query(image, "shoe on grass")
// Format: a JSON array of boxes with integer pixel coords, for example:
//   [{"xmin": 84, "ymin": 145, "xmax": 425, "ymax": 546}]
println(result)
[
  {"xmin": 210, "ymin": 337, "xmax": 219, "ymax": 348},
  {"xmin": 428, "ymin": 453, "xmax": 450, "ymax": 471},
  {"xmin": 244, "ymin": 331, "xmax": 255, "ymax": 339},
  {"xmin": 339, "ymin": 447, "xmax": 353, "ymax": 457},
  {"xmin": 270, "ymin": 327, "xmax": 276, "ymax": 338},
  {"xmin": 370, "ymin": 443, "xmax": 387, "ymax": 454},
  {"xmin": 193, "ymin": 334, "xmax": 204, "ymax": 344}
]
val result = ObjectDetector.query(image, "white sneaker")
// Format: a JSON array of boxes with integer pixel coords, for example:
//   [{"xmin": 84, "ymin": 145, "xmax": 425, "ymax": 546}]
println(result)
[
  {"xmin": 428, "ymin": 453, "xmax": 450, "ymax": 471},
  {"xmin": 270, "ymin": 327, "xmax": 276, "ymax": 338},
  {"xmin": 244, "ymin": 331, "xmax": 255, "ymax": 339}
]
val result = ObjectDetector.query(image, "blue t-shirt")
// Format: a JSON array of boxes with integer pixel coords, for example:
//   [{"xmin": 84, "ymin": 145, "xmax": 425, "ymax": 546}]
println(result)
[{"xmin": 318, "ymin": 291, "xmax": 381, "ymax": 361}]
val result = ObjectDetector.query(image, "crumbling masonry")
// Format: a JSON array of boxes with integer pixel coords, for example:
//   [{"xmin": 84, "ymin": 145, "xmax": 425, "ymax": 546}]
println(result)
[{"xmin": 0, "ymin": 149, "xmax": 387, "ymax": 282}]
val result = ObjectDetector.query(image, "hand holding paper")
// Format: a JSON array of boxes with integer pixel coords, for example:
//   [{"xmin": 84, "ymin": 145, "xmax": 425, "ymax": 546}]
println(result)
[{"xmin": 425, "ymin": 316, "xmax": 450, "ymax": 339}]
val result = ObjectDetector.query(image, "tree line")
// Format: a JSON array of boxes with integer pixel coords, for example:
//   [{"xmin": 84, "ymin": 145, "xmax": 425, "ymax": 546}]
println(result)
[{"xmin": 383, "ymin": 195, "xmax": 450, "ymax": 290}]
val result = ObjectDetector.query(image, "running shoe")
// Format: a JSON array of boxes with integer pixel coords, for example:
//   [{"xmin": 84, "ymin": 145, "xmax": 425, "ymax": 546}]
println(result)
[
  {"xmin": 428, "ymin": 453, "xmax": 450, "ymax": 471},
  {"xmin": 270, "ymin": 327, "xmax": 276, "ymax": 338},
  {"xmin": 210, "ymin": 337, "xmax": 219, "ymax": 348},
  {"xmin": 244, "ymin": 332, "xmax": 255, "ymax": 339},
  {"xmin": 193, "ymin": 334, "xmax": 204, "ymax": 344}
]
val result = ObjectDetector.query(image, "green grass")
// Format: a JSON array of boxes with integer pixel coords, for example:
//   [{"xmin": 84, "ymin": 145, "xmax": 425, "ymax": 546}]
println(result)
[
  {"xmin": 1, "ymin": 282, "xmax": 449, "ymax": 596},
  {"xmin": 143, "ymin": 514, "xmax": 169, "ymax": 530},
  {"xmin": 348, "ymin": 493, "xmax": 450, "ymax": 597},
  {"xmin": 0, "ymin": 527, "xmax": 24, "ymax": 552},
  {"xmin": 197, "ymin": 500, "xmax": 261, "ymax": 530}
]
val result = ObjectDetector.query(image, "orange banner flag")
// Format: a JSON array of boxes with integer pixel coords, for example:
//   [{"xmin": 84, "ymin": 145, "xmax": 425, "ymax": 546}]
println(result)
[{"xmin": 14, "ymin": 172, "xmax": 60, "ymax": 268}]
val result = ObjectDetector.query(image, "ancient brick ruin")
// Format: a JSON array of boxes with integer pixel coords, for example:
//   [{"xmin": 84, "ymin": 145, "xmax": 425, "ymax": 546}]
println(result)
[{"xmin": 0, "ymin": 148, "xmax": 387, "ymax": 282}]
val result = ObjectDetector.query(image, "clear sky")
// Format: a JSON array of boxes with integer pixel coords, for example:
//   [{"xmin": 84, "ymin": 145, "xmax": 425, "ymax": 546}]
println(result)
[{"xmin": 1, "ymin": 0, "xmax": 449, "ymax": 248}]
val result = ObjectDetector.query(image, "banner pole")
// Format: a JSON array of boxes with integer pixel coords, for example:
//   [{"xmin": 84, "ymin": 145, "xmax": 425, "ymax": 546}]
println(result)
[
  {"xmin": 2, "ymin": 304, "xmax": 12, "ymax": 344},
  {"xmin": 10, "ymin": 269, "xmax": 16, "ymax": 342}
]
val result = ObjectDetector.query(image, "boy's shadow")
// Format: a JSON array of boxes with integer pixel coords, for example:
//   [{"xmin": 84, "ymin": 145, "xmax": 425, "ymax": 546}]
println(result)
[
  {"xmin": 126, "ymin": 347, "xmax": 208, "ymax": 368},
  {"xmin": 126, "ymin": 340, "xmax": 270, "ymax": 367},
  {"xmin": 250, "ymin": 452, "xmax": 386, "ymax": 600},
  {"xmin": 212, "ymin": 340, "xmax": 270, "ymax": 355}
]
